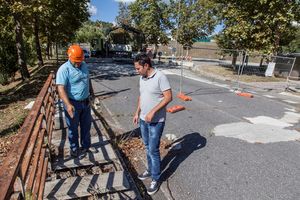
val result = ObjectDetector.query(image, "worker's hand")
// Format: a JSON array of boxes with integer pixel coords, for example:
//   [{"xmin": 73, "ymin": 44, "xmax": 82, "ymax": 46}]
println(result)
[
  {"xmin": 145, "ymin": 111, "xmax": 155, "ymax": 123},
  {"xmin": 66, "ymin": 104, "xmax": 75, "ymax": 118},
  {"xmin": 133, "ymin": 113, "xmax": 139, "ymax": 126}
]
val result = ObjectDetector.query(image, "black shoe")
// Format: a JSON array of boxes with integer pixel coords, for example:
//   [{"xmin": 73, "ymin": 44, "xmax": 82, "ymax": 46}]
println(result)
[
  {"xmin": 147, "ymin": 180, "xmax": 159, "ymax": 195},
  {"xmin": 138, "ymin": 170, "xmax": 151, "ymax": 180},
  {"xmin": 81, "ymin": 147, "xmax": 98, "ymax": 154},
  {"xmin": 70, "ymin": 150, "xmax": 78, "ymax": 157}
]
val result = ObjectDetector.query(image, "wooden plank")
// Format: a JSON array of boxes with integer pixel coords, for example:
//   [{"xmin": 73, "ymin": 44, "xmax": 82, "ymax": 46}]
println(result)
[
  {"xmin": 52, "ymin": 143, "xmax": 117, "ymax": 170},
  {"xmin": 44, "ymin": 171, "xmax": 130, "ymax": 200},
  {"xmin": 54, "ymin": 116, "xmax": 67, "ymax": 130},
  {"xmin": 38, "ymin": 157, "xmax": 48, "ymax": 200},
  {"xmin": 51, "ymin": 135, "xmax": 109, "ymax": 150},
  {"xmin": 26, "ymin": 129, "xmax": 45, "ymax": 191},
  {"xmin": 20, "ymin": 114, "xmax": 43, "ymax": 180}
]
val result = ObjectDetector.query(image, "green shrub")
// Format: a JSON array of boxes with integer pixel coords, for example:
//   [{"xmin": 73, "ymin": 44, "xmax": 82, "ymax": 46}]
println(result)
[{"xmin": 0, "ymin": 34, "xmax": 18, "ymax": 85}]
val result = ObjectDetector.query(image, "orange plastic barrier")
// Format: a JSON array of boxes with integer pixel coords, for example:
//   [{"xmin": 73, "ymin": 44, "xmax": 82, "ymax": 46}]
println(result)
[
  {"xmin": 167, "ymin": 105, "xmax": 185, "ymax": 113},
  {"xmin": 177, "ymin": 93, "xmax": 192, "ymax": 101},
  {"xmin": 236, "ymin": 92, "xmax": 254, "ymax": 98}
]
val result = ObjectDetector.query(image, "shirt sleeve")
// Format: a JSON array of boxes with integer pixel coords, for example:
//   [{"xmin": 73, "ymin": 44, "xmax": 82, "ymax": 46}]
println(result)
[
  {"xmin": 159, "ymin": 73, "xmax": 171, "ymax": 92},
  {"xmin": 56, "ymin": 66, "xmax": 68, "ymax": 86}
]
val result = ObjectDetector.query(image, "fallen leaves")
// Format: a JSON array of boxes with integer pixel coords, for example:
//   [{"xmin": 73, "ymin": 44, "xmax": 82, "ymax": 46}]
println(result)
[{"xmin": 118, "ymin": 137, "xmax": 170, "ymax": 169}]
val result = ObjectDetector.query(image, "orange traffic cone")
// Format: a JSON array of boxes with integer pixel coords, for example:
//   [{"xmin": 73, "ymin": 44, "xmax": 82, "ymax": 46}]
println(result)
[
  {"xmin": 235, "ymin": 91, "xmax": 254, "ymax": 98},
  {"xmin": 177, "ymin": 92, "xmax": 192, "ymax": 101},
  {"xmin": 167, "ymin": 105, "xmax": 185, "ymax": 113}
]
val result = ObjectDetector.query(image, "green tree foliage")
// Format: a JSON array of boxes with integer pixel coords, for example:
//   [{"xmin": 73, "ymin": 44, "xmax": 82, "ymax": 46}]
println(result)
[
  {"xmin": 170, "ymin": 0, "xmax": 218, "ymax": 48},
  {"xmin": 108, "ymin": 28, "xmax": 131, "ymax": 44},
  {"xmin": 0, "ymin": 17, "xmax": 18, "ymax": 85},
  {"xmin": 94, "ymin": 21, "xmax": 114, "ymax": 37},
  {"xmin": 129, "ymin": 0, "xmax": 171, "ymax": 48},
  {"xmin": 282, "ymin": 27, "xmax": 300, "ymax": 53},
  {"xmin": 215, "ymin": 0, "xmax": 300, "ymax": 54},
  {"xmin": 42, "ymin": 0, "xmax": 90, "ymax": 49},
  {"xmin": 0, "ymin": 0, "xmax": 90, "ymax": 83},
  {"xmin": 75, "ymin": 21, "xmax": 104, "ymax": 43},
  {"xmin": 0, "ymin": 0, "xmax": 31, "ymax": 80},
  {"xmin": 116, "ymin": 2, "xmax": 131, "ymax": 26}
]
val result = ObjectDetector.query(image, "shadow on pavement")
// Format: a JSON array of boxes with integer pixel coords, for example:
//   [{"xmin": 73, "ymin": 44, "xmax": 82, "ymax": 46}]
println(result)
[
  {"xmin": 94, "ymin": 88, "xmax": 131, "ymax": 99},
  {"xmin": 160, "ymin": 132, "xmax": 207, "ymax": 182}
]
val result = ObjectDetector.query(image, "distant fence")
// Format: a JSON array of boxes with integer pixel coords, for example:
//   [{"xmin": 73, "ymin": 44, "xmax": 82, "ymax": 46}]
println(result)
[
  {"xmin": 156, "ymin": 43, "xmax": 299, "ymax": 92},
  {"xmin": 0, "ymin": 72, "xmax": 56, "ymax": 200}
]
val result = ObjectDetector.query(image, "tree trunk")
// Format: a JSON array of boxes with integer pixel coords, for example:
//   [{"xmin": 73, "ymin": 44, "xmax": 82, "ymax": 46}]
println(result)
[
  {"xmin": 273, "ymin": 23, "xmax": 281, "ymax": 55},
  {"xmin": 14, "ymin": 13, "xmax": 30, "ymax": 80},
  {"xmin": 232, "ymin": 52, "xmax": 238, "ymax": 70},
  {"xmin": 46, "ymin": 39, "xmax": 50, "ymax": 60},
  {"xmin": 33, "ymin": 15, "xmax": 43, "ymax": 67},
  {"xmin": 259, "ymin": 56, "xmax": 264, "ymax": 68},
  {"xmin": 56, "ymin": 43, "xmax": 59, "ymax": 65}
]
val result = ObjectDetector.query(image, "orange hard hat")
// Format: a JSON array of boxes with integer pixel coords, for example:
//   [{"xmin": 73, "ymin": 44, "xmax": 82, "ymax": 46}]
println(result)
[{"xmin": 67, "ymin": 44, "xmax": 84, "ymax": 62}]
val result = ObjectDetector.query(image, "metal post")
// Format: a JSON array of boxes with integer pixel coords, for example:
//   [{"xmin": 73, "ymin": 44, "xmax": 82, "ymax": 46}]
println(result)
[
  {"xmin": 175, "ymin": 0, "xmax": 181, "ymax": 61},
  {"xmin": 286, "ymin": 57, "xmax": 296, "ymax": 90},
  {"xmin": 180, "ymin": 60, "xmax": 183, "ymax": 94},
  {"xmin": 236, "ymin": 50, "xmax": 246, "ymax": 91}
]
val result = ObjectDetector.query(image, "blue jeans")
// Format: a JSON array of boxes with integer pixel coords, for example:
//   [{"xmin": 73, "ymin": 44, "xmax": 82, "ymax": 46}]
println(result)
[
  {"xmin": 64, "ymin": 99, "xmax": 91, "ymax": 152},
  {"xmin": 140, "ymin": 119, "xmax": 165, "ymax": 181}
]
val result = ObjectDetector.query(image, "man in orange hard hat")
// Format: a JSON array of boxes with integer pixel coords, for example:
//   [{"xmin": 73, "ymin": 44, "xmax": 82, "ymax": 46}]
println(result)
[{"xmin": 56, "ymin": 44, "xmax": 95, "ymax": 157}]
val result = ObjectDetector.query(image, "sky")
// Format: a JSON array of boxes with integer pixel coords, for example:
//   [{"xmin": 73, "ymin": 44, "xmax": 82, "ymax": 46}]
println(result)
[{"xmin": 89, "ymin": 0, "xmax": 135, "ymax": 23}]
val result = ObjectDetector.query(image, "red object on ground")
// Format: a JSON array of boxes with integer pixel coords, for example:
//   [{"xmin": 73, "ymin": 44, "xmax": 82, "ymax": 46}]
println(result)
[
  {"xmin": 177, "ymin": 93, "xmax": 192, "ymax": 101},
  {"xmin": 167, "ymin": 105, "xmax": 185, "ymax": 113},
  {"xmin": 236, "ymin": 92, "xmax": 254, "ymax": 98}
]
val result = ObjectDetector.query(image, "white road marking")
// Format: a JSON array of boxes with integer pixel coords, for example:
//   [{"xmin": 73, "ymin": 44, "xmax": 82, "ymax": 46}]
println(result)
[
  {"xmin": 215, "ymin": 110, "xmax": 300, "ymax": 143},
  {"xmin": 285, "ymin": 107, "xmax": 296, "ymax": 112},
  {"xmin": 282, "ymin": 100, "xmax": 298, "ymax": 104},
  {"xmin": 263, "ymin": 95, "xmax": 275, "ymax": 98},
  {"xmin": 214, "ymin": 122, "xmax": 300, "ymax": 143},
  {"xmin": 162, "ymin": 69, "xmax": 230, "ymax": 89},
  {"xmin": 280, "ymin": 92, "xmax": 300, "ymax": 99},
  {"xmin": 280, "ymin": 112, "xmax": 300, "ymax": 124},
  {"xmin": 244, "ymin": 116, "xmax": 292, "ymax": 128}
]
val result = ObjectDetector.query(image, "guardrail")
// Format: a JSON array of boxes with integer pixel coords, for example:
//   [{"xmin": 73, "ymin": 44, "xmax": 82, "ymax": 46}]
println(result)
[{"xmin": 0, "ymin": 72, "xmax": 56, "ymax": 200}]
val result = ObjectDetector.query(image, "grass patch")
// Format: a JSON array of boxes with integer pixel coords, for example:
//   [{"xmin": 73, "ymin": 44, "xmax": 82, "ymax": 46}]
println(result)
[{"xmin": 197, "ymin": 65, "xmax": 286, "ymax": 82}]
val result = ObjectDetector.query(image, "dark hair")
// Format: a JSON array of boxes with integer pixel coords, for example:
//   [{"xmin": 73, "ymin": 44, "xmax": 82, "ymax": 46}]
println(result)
[{"xmin": 134, "ymin": 53, "xmax": 152, "ymax": 68}]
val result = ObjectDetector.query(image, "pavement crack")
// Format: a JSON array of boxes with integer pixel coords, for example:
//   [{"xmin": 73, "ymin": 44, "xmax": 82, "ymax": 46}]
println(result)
[{"xmin": 166, "ymin": 179, "xmax": 176, "ymax": 200}]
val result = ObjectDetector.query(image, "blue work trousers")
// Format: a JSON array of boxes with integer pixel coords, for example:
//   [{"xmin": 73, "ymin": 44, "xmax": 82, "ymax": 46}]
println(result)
[
  {"xmin": 64, "ymin": 99, "xmax": 91, "ymax": 152},
  {"xmin": 140, "ymin": 119, "xmax": 165, "ymax": 181}
]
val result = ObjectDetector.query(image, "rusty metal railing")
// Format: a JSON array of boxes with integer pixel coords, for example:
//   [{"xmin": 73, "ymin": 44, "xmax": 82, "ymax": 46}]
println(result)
[{"xmin": 0, "ymin": 72, "xmax": 56, "ymax": 200}]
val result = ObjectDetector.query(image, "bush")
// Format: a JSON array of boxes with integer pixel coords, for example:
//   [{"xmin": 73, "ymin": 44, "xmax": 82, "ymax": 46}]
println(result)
[{"xmin": 0, "ymin": 34, "xmax": 18, "ymax": 85}]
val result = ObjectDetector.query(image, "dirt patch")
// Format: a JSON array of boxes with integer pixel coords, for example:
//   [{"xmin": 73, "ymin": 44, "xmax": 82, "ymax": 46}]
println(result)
[
  {"xmin": 117, "ymin": 137, "xmax": 171, "ymax": 199},
  {"xmin": 0, "ymin": 60, "xmax": 61, "ymax": 165},
  {"xmin": 118, "ymin": 137, "xmax": 170, "ymax": 170}
]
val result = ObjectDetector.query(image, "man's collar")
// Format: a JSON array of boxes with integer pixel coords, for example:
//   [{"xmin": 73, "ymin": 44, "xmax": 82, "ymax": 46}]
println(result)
[{"xmin": 143, "ymin": 68, "xmax": 157, "ymax": 79}]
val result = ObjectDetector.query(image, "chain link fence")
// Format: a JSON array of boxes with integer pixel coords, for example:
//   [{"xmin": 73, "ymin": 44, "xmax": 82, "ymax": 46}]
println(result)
[
  {"xmin": 156, "ymin": 42, "xmax": 300, "ymax": 93},
  {"xmin": 237, "ymin": 53, "xmax": 297, "ymax": 92}
]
